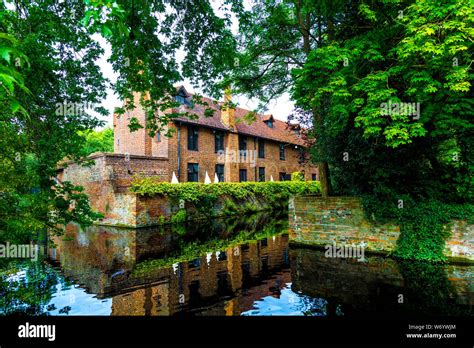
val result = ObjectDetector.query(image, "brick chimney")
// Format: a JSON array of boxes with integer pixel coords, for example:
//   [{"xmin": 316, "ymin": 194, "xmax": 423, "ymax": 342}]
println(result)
[{"xmin": 221, "ymin": 86, "xmax": 235, "ymax": 129}]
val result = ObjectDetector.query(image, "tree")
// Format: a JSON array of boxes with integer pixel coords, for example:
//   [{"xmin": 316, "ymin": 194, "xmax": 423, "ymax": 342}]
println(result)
[
  {"xmin": 82, "ymin": 0, "xmax": 237, "ymax": 136},
  {"xmin": 0, "ymin": 0, "xmax": 240, "ymax": 242},
  {"xmin": 79, "ymin": 128, "xmax": 114, "ymax": 156},
  {"xmin": 291, "ymin": 0, "xmax": 473, "ymax": 201},
  {"xmin": 229, "ymin": 0, "xmax": 347, "ymax": 197},
  {"xmin": 1, "ymin": 1, "xmax": 109, "ymax": 242}
]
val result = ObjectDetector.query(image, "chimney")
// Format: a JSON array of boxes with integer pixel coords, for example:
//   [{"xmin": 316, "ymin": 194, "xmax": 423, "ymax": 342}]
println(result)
[{"xmin": 221, "ymin": 86, "xmax": 235, "ymax": 129}]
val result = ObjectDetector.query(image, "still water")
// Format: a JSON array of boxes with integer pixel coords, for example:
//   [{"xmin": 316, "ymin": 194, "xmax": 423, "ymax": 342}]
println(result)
[{"xmin": 0, "ymin": 213, "xmax": 472, "ymax": 316}]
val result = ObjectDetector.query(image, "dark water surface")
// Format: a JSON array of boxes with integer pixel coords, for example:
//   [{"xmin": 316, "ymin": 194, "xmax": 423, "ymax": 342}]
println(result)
[{"xmin": 0, "ymin": 213, "xmax": 472, "ymax": 316}]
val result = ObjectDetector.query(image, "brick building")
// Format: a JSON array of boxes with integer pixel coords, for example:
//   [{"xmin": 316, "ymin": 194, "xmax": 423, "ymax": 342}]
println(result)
[{"xmin": 113, "ymin": 86, "xmax": 318, "ymax": 183}]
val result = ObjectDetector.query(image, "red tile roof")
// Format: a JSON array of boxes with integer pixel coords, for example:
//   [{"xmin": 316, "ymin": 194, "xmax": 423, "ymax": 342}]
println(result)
[{"xmin": 172, "ymin": 89, "xmax": 306, "ymax": 146}]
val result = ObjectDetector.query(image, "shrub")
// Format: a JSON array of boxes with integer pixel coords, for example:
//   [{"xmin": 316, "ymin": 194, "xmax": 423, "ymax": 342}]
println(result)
[
  {"xmin": 170, "ymin": 209, "xmax": 187, "ymax": 224},
  {"xmin": 291, "ymin": 172, "xmax": 304, "ymax": 181},
  {"xmin": 131, "ymin": 180, "xmax": 320, "ymax": 205},
  {"xmin": 222, "ymin": 199, "xmax": 239, "ymax": 215}
]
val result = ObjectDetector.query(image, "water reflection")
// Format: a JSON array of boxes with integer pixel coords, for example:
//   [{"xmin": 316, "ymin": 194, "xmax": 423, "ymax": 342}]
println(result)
[{"xmin": 0, "ymin": 213, "xmax": 472, "ymax": 316}]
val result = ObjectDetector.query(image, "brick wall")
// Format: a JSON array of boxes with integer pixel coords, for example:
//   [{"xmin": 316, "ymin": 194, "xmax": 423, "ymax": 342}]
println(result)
[
  {"xmin": 113, "ymin": 93, "xmax": 150, "ymax": 156},
  {"xmin": 57, "ymin": 153, "xmax": 169, "ymax": 226},
  {"xmin": 56, "ymin": 152, "xmax": 287, "ymax": 228},
  {"xmin": 166, "ymin": 123, "xmax": 318, "ymax": 183},
  {"xmin": 289, "ymin": 195, "xmax": 474, "ymax": 261},
  {"xmin": 134, "ymin": 191, "xmax": 278, "ymax": 227}
]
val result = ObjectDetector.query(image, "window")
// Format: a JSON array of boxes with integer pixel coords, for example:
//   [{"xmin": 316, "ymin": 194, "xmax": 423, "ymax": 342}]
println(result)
[
  {"xmin": 258, "ymin": 139, "xmax": 265, "ymax": 158},
  {"xmin": 215, "ymin": 131, "xmax": 224, "ymax": 153},
  {"xmin": 175, "ymin": 94, "xmax": 186, "ymax": 104},
  {"xmin": 298, "ymin": 147, "xmax": 306, "ymax": 164},
  {"xmin": 312, "ymin": 173, "xmax": 317, "ymax": 181},
  {"xmin": 239, "ymin": 169, "xmax": 247, "ymax": 182},
  {"xmin": 175, "ymin": 91, "xmax": 192, "ymax": 107},
  {"xmin": 279, "ymin": 143, "xmax": 285, "ymax": 160},
  {"xmin": 264, "ymin": 120, "xmax": 273, "ymax": 128},
  {"xmin": 187, "ymin": 126, "xmax": 199, "ymax": 151},
  {"xmin": 239, "ymin": 136, "xmax": 248, "ymax": 161},
  {"xmin": 279, "ymin": 172, "xmax": 291, "ymax": 181},
  {"xmin": 215, "ymin": 164, "xmax": 224, "ymax": 182},
  {"xmin": 157, "ymin": 132, "xmax": 161, "ymax": 142},
  {"xmin": 239, "ymin": 136, "xmax": 247, "ymax": 151},
  {"xmin": 258, "ymin": 167, "xmax": 265, "ymax": 182},
  {"xmin": 187, "ymin": 163, "xmax": 199, "ymax": 182}
]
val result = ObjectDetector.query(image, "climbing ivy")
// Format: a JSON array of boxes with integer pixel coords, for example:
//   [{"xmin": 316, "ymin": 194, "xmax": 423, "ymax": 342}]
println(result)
[
  {"xmin": 131, "ymin": 180, "xmax": 321, "ymax": 203},
  {"xmin": 362, "ymin": 195, "xmax": 474, "ymax": 262}
]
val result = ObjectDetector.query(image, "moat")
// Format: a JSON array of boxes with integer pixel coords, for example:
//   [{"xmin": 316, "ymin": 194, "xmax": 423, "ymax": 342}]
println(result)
[{"xmin": 0, "ymin": 213, "xmax": 472, "ymax": 316}]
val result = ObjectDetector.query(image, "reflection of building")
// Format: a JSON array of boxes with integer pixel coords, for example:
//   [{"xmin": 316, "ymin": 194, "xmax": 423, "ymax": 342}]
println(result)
[
  {"xmin": 111, "ymin": 234, "xmax": 291, "ymax": 316},
  {"xmin": 47, "ymin": 214, "xmax": 292, "ymax": 315}
]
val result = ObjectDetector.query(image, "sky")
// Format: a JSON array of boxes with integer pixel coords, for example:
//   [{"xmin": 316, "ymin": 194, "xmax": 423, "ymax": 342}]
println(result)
[{"xmin": 93, "ymin": 1, "xmax": 294, "ymax": 129}]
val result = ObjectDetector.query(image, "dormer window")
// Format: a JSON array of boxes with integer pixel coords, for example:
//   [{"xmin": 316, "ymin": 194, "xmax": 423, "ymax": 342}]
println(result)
[
  {"xmin": 263, "ymin": 115, "xmax": 274, "ymax": 128},
  {"xmin": 175, "ymin": 87, "xmax": 193, "ymax": 107},
  {"xmin": 175, "ymin": 94, "xmax": 186, "ymax": 104},
  {"xmin": 264, "ymin": 120, "xmax": 273, "ymax": 128}
]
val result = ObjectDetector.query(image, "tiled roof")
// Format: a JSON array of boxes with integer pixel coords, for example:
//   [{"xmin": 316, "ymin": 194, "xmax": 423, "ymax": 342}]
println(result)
[{"xmin": 172, "ymin": 90, "xmax": 305, "ymax": 146}]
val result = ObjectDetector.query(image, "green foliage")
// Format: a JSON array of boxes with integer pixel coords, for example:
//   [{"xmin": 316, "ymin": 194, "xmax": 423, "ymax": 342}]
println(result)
[
  {"xmin": 170, "ymin": 209, "xmax": 187, "ymax": 224},
  {"xmin": 0, "ymin": 0, "xmax": 240, "ymax": 243},
  {"xmin": 242, "ymin": 202, "xmax": 259, "ymax": 213},
  {"xmin": 222, "ymin": 199, "xmax": 239, "ymax": 215},
  {"xmin": 291, "ymin": 172, "xmax": 304, "ymax": 181},
  {"xmin": 132, "ymin": 180, "xmax": 320, "ymax": 222},
  {"xmin": 157, "ymin": 215, "xmax": 165, "ymax": 225},
  {"xmin": 131, "ymin": 179, "xmax": 321, "ymax": 202},
  {"xmin": 82, "ymin": 0, "xmax": 237, "ymax": 136},
  {"xmin": 290, "ymin": 1, "xmax": 473, "ymax": 203},
  {"xmin": 78, "ymin": 128, "xmax": 114, "ymax": 156},
  {"xmin": 362, "ymin": 195, "xmax": 474, "ymax": 261},
  {"xmin": 1, "ymin": 1, "xmax": 108, "ymax": 243}
]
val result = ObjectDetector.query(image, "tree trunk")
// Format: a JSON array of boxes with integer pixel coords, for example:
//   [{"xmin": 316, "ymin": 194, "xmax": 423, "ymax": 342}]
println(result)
[
  {"xmin": 318, "ymin": 161, "xmax": 331, "ymax": 197},
  {"xmin": 312, "ymin": 108, "xmax": 331, "ymax": 197},
  {"xmin": 319, "ymin": 18, "xmax": 335, "ymax": 197},
  {"xmin": 297, "ymin": 1, "xmax": 332, "ymax": 197}
]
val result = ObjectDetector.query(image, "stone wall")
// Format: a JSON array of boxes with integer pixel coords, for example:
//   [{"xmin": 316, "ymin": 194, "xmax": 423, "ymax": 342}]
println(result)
[
  {"xmin": 134, "ymin": 192, "xmax": 278, "ymax": 227},
  {"xmin": 56, "ymin": 152, "xmax": 282, "ymax": 227},
  {"xmin": 57, "ymin": 153, "xmax": 169, "ymax": 227},
  {"xmin": 288, "ymin": 195, "xmax": 473, "ymax": 261}
]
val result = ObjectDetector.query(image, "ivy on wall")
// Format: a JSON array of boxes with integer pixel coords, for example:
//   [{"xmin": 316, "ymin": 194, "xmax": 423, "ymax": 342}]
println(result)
[
  {"xmin": 131, "ymin": 180, "xmax": 321, "ymax": 203},
  {"xmin": 362, "ymin": 195, "xmax": 474, "ymax": 262}
]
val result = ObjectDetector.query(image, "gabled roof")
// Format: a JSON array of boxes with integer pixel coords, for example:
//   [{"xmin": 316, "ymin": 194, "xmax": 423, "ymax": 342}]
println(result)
[
  {"xmin": 262, "ymin": 114, "xmax": 274, "ymax": 122},
  {"xmin": 171, "ymin": 87, "xmax": 306, "ymax": 146}
]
